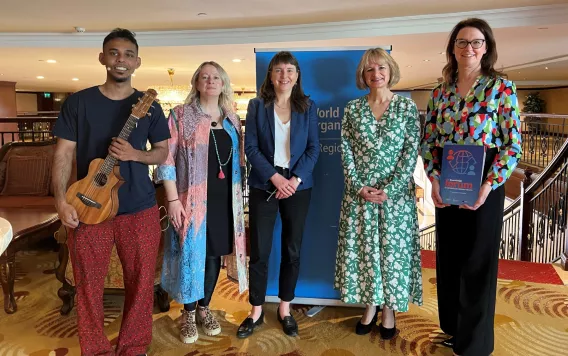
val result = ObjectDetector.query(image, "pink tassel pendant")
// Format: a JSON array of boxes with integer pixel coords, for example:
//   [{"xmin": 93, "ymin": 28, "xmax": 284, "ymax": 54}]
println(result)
[{"xmin": 218, "ymin": 166, "xmax": 225, "ymax": 179}]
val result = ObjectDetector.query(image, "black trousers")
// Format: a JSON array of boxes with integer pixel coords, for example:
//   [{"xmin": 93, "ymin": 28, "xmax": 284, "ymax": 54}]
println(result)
[
  {"xmin": 184, "ymin": 256, "xmax": 221, "ymax": 311},
  {"xmin": 248, "ymin": 187, "xmax": 312, "ymax": 306},
  {"xmin": 435, "ymin": 149, "xmax": 505, "ymax": 356}
]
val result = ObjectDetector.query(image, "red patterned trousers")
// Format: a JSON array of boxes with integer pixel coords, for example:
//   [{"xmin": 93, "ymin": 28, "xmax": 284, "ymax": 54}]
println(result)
[{"xmin": 68, "ymin": 205, "xmax": 161, "ymax": 356}]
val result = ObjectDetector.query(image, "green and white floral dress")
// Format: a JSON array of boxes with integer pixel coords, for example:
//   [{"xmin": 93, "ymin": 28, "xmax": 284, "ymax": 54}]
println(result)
[{"xmin": 334, "ymin": 94, "xmax": 423, "ymax": 310}]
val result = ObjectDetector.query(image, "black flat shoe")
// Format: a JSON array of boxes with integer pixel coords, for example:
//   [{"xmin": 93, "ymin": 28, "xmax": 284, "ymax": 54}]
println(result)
[
  {"xmin": 236, "ymin": 311, "xmax": 264, "ymax": 338},
  {"xmin": 355, "ymin": 311, "xmax": 378, "ymax": 335},
  {"xmin": 277, "ymin": 307, "xmax": 298, "ymax": 337},
  {"xmin": 441, "ymin": 336, "xmax": 455, "ymax": 348}
]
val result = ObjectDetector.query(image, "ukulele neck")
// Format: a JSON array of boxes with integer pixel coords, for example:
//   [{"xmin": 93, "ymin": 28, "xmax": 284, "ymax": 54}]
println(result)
[{"xmin": 101, "ymin": 114, "xmax": 140, "ymax": 172}]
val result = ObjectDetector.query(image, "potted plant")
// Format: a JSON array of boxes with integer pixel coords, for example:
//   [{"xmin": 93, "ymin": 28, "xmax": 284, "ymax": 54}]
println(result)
[{"xmin": 522, "ymin": 92, "xmax": 546, "ymax": 132}]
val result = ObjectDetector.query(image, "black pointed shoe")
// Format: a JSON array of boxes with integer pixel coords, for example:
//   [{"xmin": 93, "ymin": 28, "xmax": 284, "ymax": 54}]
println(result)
[
  {"xmin": 236, "ymin": 311, "xmax": 264, "ymax": 339},
  {"xmin": 355, "ymin": 311, "xmax": 378, "ymax": 335},
  {"xmin": 441, "ymin": 336, "xmax": 455, "ymax": 348},
  {"xmin": 378, "ymin": 323, "xmax": 397, "ymax": 340},
  {"xmin": 277, "ymin": 307, "xmax": 298, "ymax": 337},
  {"xmin": 378, "ymin": 311, "xmax": 397, "ymax": 340}
]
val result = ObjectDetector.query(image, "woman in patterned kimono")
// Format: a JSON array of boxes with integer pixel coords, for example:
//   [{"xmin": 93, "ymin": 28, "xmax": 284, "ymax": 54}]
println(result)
[
  {"xmin": 334, "ymin": 48, "xmax": 423, "ymax": 339},
  {"xmin": 155, "ymin": 61, "xmax": 248, "ymax": 344}
]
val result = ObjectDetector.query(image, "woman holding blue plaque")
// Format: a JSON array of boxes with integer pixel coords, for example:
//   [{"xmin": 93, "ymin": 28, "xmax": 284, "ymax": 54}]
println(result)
[
  {"xmin": 334, "ymin": 48, "xmax": 423, "ymax": 339},
  {"xmin": 420, "ymin": 18, "xmax": 522, "ymax": 356},
  {"xmin": 238, "ymin": 51, "xmax": 320, "ymax": 338}
]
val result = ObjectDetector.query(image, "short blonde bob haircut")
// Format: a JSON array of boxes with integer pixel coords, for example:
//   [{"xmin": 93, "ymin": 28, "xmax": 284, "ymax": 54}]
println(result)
[
  {"xmin": 185, "ymin": 61, "xmax": 234, "ymax": 114},
  {"xmin": 355, "ymin": 48, "xmax": 400, "ymax": 90}
]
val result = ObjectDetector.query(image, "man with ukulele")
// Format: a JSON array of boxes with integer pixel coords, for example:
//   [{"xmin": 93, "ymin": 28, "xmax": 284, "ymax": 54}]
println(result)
[{"xmin": 52, "ymin": 28, "xmax": 170, "ymax": 355}]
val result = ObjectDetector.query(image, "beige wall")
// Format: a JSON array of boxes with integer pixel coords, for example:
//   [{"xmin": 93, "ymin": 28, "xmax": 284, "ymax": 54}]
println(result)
[
  {"xmin": 517, "ymin": 88, "xmax": 568, "ymax": 115},
  {"xmin": 539, "ymin": 88, "xmax": 568, "ymax": 115},
  {"xmin": 518, "ymin": 88, "xmax": 568, "ymax": 134},
  {"xmin": 0, "ymin": 82, "xmax": 18, "ymax": 144},
  {"xmin": 16, "ymin": 93, "xmax": 38, "ymax": 113},
  {"xmin": 410, "ymin": 90, "xmax": 431, "ymax": 112},
  {"xmin": 0, "ymin": 81, "xmax": 17, "ymax": 117}
]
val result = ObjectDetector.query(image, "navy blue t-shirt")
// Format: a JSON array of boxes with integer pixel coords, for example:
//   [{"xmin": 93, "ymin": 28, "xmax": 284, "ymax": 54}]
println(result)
[{"xmin": 53, "ymin": 86, "xmax": 171, "ymax": 215}]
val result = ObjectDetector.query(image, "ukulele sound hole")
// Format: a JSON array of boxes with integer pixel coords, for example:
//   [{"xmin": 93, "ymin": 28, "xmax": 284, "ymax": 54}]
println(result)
[{"xmin": 94, "ymin": 173, "xmax": 108, "ymax": 187}]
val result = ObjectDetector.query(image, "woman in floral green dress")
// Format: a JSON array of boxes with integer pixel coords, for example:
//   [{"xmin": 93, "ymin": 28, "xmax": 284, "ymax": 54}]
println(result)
[{"xmin": 334, "ymin": 48, "xmax": 423, "ymax": 339}]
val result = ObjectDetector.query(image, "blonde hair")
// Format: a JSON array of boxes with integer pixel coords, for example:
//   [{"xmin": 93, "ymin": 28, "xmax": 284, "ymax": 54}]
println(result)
[
  {"xmin": 185, "ymin": 61, "xmax": 234, "ymax": 114},
  {"xmin": 355, "ymin": 48, "xmax": 400, "ymax": 89}
]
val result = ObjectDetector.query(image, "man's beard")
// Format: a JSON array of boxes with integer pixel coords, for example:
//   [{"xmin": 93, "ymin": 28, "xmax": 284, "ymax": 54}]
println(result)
[{"xmin": 110, "ymin": 74, "xmax": 129, "ymax": 83}]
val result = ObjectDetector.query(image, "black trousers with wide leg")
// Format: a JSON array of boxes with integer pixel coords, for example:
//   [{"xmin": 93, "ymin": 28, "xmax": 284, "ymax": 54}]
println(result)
[{"xmin": 435, "ymin": 148, "xmax": 505, "ymax": 356}]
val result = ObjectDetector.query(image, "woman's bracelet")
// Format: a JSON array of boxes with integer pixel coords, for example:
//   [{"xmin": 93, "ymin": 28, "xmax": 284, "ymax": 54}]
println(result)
[{"xmin": 168, "ymin": 198, "xmax": 179, "ymax": 203}]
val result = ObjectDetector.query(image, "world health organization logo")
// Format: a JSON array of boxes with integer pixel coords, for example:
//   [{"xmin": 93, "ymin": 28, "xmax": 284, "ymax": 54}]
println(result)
[{"xmin": 446, "ymin": 149, "xmax": 477, "ymax": 175}]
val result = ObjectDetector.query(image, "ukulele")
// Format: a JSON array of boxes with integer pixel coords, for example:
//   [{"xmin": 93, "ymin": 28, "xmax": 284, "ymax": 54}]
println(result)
[{"xmin": 65, "ymin": 89, "xmax": 158, "ymax": 225}]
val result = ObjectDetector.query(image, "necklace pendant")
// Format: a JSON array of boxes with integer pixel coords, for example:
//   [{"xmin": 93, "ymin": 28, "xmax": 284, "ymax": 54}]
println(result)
[{"xmin": 218, "ymin": 166, "xmax": 225, "ymax": 179}]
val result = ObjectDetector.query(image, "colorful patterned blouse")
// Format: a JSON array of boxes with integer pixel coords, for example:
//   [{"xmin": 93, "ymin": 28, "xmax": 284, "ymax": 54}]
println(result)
[{"xmin": 420, "ymin": 75, "xmax": 522, "ymax": 190}]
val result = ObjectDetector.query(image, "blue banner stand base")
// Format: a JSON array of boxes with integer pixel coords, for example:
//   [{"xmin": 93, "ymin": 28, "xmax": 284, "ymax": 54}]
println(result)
[{"xmin": 265, "ymin": 296, "xmax": 364, "ymax": 317}]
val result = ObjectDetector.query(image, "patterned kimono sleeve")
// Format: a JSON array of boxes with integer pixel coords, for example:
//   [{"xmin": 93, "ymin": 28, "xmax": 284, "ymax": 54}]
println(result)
[
  {"xmin": 420, "ymin": 89, "xmax": 441, "ymax": 182},
  {"xmin": 382, "ymin": 101, "xmax": 421, "ymax": 199},
  {"xmin": 340, "ymin": 104, "xmax": 364, "ymax": 195},
  {"xmin": 155, "ymin": 108, "xmax": 179, "ymax": 182},
  {"xmin": 487, "ymin": 80, "xmax": 523, "ymax": 189}
]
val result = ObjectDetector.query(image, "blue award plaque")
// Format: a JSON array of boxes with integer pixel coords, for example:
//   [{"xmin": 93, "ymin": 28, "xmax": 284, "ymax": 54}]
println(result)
[{"xmin": 440, "ymin": 143, "xmax": 486, "ymax": 206}]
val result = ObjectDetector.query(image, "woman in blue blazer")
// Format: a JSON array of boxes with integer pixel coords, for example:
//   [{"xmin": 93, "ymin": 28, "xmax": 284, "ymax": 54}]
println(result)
[{"xmin": 237, "ymin": 51, "xmax": 320, "ymax": 338}]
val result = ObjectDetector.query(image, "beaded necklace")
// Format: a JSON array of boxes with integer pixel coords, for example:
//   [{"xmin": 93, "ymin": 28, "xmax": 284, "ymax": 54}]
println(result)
[
  {"xmin": 197, "ymin": 98, "xmax": 233, "ymax": 179},
  {"xmin": 210, "ymin": 129, "xmax": 233, "ymax": 179}
]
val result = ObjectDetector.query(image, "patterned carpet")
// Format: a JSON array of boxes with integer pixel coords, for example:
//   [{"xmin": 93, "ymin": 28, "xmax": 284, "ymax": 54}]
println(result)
[{"xmin": 1, "ymin": 248, "xmax": 567, "ymax": 356}]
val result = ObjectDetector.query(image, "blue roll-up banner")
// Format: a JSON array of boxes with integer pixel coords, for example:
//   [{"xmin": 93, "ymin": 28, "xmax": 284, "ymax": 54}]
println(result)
[{"xmin": 253, "ymin": 46, "xmax": 393, "ymax": 305}]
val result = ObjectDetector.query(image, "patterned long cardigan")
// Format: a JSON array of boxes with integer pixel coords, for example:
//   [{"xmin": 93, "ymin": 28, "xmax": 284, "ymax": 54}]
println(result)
[{"xmin": 156, "ymin": 101, "xmax": 248, "ymax": 303}]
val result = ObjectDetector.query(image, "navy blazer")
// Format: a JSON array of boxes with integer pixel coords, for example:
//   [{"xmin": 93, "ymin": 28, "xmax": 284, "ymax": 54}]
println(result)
[{"xmin": 245, "ymin": 97, "xmax": 320, "ymax": 191}]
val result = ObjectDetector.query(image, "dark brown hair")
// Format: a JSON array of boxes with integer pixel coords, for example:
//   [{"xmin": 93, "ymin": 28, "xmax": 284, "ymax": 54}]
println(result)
[
  {"xmin": 442, "ymin": 18, "xmax": 504, "ymax": 84},
  {"xmin": 259, "ymin": 51, "xmax": 310, "ymax": 113}
]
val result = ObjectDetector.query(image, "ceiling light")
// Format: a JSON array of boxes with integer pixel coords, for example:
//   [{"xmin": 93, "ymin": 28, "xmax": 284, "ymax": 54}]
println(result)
[
  {"xmin": 72, "ymin": 78, "xmax": 79, "ymax": 81},
  {"xmin": 46, "ymin": 59, "xmax": 57, "ymax": 64},
  {"xmin": 54, "ymin": 98, "xmax": 62, "ymax": 102},
  {"xmin": 36, "ymin": 76, "xmax": 44, "ymax": 79},
  {"xmin": 545, "ymin": 67, "xmax": 549, "ymax": 70},
  {"xmin": 406, "ymin": 65, "xmax": 412, "ymax": 68},
  {"xmin": 232, "ymin": 59, "xmax": 242, "ymax": 63},
  {"xmin": 197, "ymin": 12, "xmax": 207, "ymax": 16},
  {"xmin": 423, "ymin": 59, "xmax": 430, "ymax": 62},
  {"xmin": 439, "ymin": 52, "xmax": 445, "ymax": 55}
]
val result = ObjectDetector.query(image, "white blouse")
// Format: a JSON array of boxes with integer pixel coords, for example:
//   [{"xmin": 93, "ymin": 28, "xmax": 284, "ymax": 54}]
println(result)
[{"xmin": 274, "ymin": 110, "xmax": 291, "ymax": 168}]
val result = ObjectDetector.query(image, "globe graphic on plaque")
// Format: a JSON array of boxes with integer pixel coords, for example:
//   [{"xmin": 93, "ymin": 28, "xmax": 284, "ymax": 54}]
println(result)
[{"xmin": 447, "ymin": 150, "xmax": 477, "ymax": 175}]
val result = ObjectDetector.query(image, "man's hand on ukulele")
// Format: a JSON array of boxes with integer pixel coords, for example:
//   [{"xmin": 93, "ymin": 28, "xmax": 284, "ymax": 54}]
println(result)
[
  {"xmin": 56, "ymin": 201, "xmax": 79, "ymax": 228},
  {"xmin": 109, "ymin": 137, "xmax": 139, "ymax": 162}
]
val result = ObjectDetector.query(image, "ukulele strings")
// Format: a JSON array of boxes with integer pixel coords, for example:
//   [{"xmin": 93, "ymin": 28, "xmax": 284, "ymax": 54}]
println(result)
[{"xmin": 82, "ymin": 94, "xmax": 154, "ymax": 200}]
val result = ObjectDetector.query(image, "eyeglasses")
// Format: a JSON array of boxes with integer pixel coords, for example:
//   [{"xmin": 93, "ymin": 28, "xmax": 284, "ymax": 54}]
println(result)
[{"xmin": 455, "ymin": 39, "xmax": 485, "ymax": 49}]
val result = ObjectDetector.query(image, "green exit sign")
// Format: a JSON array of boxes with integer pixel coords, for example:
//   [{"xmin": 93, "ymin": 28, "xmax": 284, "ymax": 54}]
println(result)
[{"xmin": 43, "ymin": 92, "xmax": 51, "ymax": 98}]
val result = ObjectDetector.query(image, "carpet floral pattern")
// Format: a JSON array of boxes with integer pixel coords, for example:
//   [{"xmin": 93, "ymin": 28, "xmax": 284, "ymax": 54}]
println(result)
[{"xmin": 0, "ymin": 250, "xmax": 567, "ymax": 355}]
